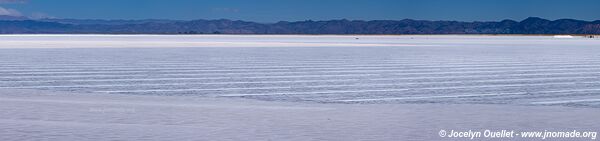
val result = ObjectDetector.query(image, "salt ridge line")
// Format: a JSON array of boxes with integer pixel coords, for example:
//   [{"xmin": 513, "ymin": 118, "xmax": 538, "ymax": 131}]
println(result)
[
  {"xmin": 94, "ymin": 86, "xmax": 295, "ymax": 93},
  {"xmin": 2, "ymin": 61, "xmax": 600, "ymax": 72},
  {"xmin": 0, "ymin": 78, "xmax": 364, "ymax": 88},
  {"xmin": 1, "ymin": 60, "xmax": 598, "ymax": 69},
  {"xmin": 5, "ymin": 65, "xmax": 600, "ymax": 76},
  {"xmin": 0, "ymin": 98, "xmax": 332, "ymax": 111},
  {"xmin": 411, "ymin": 82, "xmax": 579, "ymax": 90},
  {"xmin": 0, "ymin": 60, "xmax": 543, "ymax": 67},
  {"xmin": 0, "ymin": 59, "xmax": 528, "ymax": 67},
  {"xmin": 0, "ymin": 60, "xmax": 600, "ymax": 68},
  {"xmin": 2, "ymin": 72, "xmax": 598, "ymax": 84},
  {"xmin": 3, "ymin": 71, "xmax": 598, "ymax": 83},
  {"xmin": 0, "ymin": 67, "xmax": 291, "ymax": 72},
  {"xmin": 2, "ymin": 74, "xmax": 380, "ymax": 82},
  {"xmin": 336, "ymin": 92, "xmax": 528, "ymax": 102},
  {"xmin": 5, "ymin": 71, "xmax": 151, "ymax": 75},
  {"xmin": 0, "ymin": 58, "xmax": 585, "ymax": 65},
  {"xmin": 218, "ymin": 88, "xmax": 412, "ymax": 97},
  {"xmin": 3, "ymin": 63, "xmax": 600, "ymax": 74},
  {"xmin": 530, "ymin": 99, "xmax": 600, "ymax": 105},
  {"xmin": 4, "ymin": 65, "xmax": 600, "ymax": 74},
  {"xmin": 159, "ymin": 70, "xmax": 600, "ymax": 78},
  {"xmin": 3, "ymin": 71, "xmax": 600, "ymax": 86},
  {"xmin": 1, "ymin": 61, "xmax": 593, "ymax": 69},
  {"xmin": 3, "ymin": 75, "xmax": 599, "ymax": 89},
  {"xmin": 218, "ymin": 81, "xmax": 586, "ymax": 97},
  {"xmin": 4, "ymin": 66, "xmax": 600, "ymax": 77},
  {"xmin": 7, "ymin": 78, "xmax": 366, "ymax": 86},
  {"xmin": 92, "ymin": 80, "xmax": 600, "ymax": 94},
  {"xmin": 0, "ymin": 51, "xmax": 589, "ymax": 57},
  {"xmin": 336, "ymin": 88, "xmax": 600, "ymax": 102},
  {"xmin": 0, "ymin": 55, "xmax": 580, "ymax": 61},
  {"xmin": 0, "ymin": 74, "xmax": 149, "ymax": 79},
  {"xmin": 0, "ymin": 60, "xmax": 529, "ymax": 66},
  {"xmin": 3, "ymin": 68, "xmax": 600, "ymax": 79},
  {"xmin": 302, "ymin": 86, "xmax": 600, "ymax": 102},
  {"xmin": 1, "ymin": 59, "xmax": 596, "ymax": 66}
]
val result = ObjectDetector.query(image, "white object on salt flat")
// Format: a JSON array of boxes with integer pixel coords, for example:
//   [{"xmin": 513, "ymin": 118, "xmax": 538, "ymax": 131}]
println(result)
[{"xmin": 553, "ymin": 35, "xmax": 574, "ymax": 38}]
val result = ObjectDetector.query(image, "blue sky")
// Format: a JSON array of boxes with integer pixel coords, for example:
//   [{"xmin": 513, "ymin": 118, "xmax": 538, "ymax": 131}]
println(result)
[{"xmin": 1, "ymin": 0, "xmax": 599, "ymax": 22}]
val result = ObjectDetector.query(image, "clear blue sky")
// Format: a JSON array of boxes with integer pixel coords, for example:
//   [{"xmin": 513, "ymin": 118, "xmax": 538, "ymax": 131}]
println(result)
[{"xmin": 1, "ymin": 0, "xmax": 600, "ymax": 22}]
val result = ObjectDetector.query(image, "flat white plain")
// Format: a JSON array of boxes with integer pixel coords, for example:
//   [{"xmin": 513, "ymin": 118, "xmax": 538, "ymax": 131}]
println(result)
[
  {"xmin": 2, "ymin": 35, "xmax": 600, "ymax": 107},
  {"xmin": 1, "ymin": 35, "xmax": 600, "ymax": 140}
]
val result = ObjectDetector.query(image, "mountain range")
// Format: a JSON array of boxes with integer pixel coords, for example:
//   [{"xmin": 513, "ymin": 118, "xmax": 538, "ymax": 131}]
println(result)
[{"xmin": 0, "ymin": 16, "xmax": 599, "ymax": 34}]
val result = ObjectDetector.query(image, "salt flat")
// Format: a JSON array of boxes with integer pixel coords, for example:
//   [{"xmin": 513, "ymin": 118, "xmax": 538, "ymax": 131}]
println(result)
[
  {"xmin": 0, "ymin": 34, "xmax": 429, "ymax": 48},
  {"xmin": 1, "ymin": 89, "xmax": 599, "ymax": 141},
  {"xmin": 1, "ymin": 35, "xmax": 600, "ymax": 140},
  {"xmin": 1, "ymin": 35, "xmax": 600, "ymax": 107}
]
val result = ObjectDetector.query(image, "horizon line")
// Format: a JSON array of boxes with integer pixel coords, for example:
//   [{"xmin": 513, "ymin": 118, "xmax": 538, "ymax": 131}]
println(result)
[{"xmin": 3, "ymin": 15, "xmax": 599, "ymax": 23}]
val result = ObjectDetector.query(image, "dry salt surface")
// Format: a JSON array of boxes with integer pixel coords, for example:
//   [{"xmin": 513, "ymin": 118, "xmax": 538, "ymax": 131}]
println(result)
[
  {"xmin": 1, "ymin": 35, "xmax": 600, "ymax": 140},
  {"xmin": 1, "ymin": 89, "xmax": 599, "ymax": 141},
  {"xmin": 0, "ymin": 34, "xmax": 429, "ymax": 48}
]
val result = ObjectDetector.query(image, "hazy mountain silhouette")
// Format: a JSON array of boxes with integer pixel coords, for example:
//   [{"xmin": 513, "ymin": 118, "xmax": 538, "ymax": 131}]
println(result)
[{"xmin": 0, "ymin": 16, "xmax": 598, "ymax": 34}]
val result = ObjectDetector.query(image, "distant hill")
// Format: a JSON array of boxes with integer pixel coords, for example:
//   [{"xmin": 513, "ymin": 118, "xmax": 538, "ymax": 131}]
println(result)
[{"xmin": 0, "ymin": 16, "xmax": 599, "ymax": 34}]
